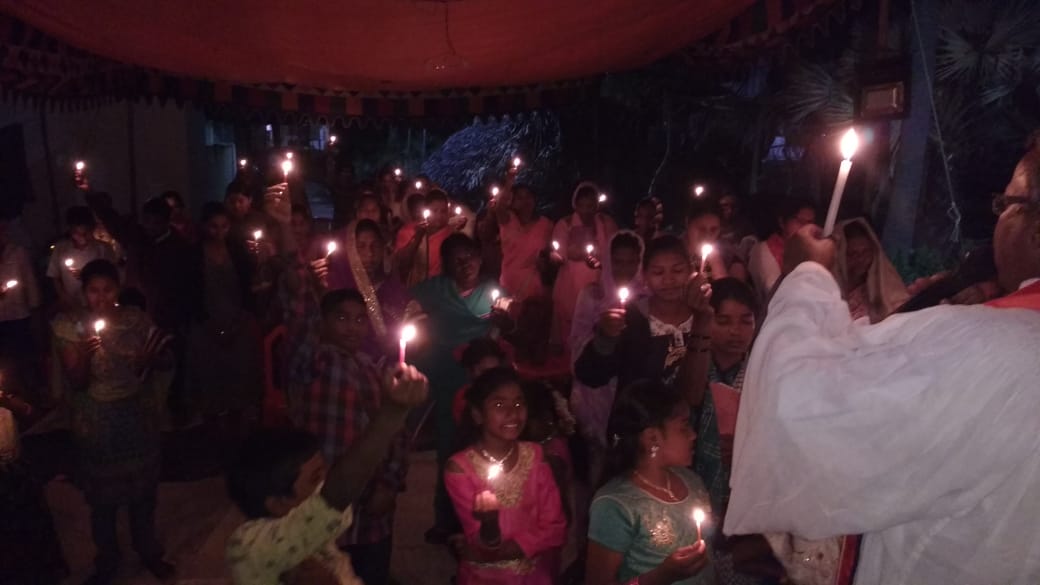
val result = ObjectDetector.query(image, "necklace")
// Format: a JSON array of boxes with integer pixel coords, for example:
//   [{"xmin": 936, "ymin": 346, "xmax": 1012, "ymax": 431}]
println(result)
[
  {"xmin": 634, "ymin": 470, "xmax": 677, "ymax": 500},
  {"xmin": 479, "ymin": 443, "xmax": 516, "ymax": 466}
]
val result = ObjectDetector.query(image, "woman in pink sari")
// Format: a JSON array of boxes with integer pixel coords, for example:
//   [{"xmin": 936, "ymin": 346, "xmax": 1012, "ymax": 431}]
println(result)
[
  {"xmin": 551, "ymin": 182, "xmax": 618, "ymax": 348},
  {"xmin": 492, "ymin": 184, "xmax": 553, "ymax": 301},
  {"xmin": 446, "ymin": 367, "xmax": 567, "ymax": 585}
]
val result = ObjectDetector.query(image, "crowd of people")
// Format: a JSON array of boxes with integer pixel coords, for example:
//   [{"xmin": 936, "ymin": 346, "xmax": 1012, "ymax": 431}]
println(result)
[{"xmin": 1, "ymin": 132, "xmax": 1039, "ymax": 585}]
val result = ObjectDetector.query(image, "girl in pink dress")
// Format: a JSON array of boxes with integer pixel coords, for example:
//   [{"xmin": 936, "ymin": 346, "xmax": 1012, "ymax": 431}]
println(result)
[
  {"xmin": 551, "ymin": 182, "xmax": 618, "ymax": 349},
  {"xmin": 446, "ymin": 367, "xmax": 568, "ymax": 585}
]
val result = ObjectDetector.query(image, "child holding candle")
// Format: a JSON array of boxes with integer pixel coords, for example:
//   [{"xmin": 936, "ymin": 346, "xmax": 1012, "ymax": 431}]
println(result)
[
  {"xmin": 47, "ymin": 206, "xmax": 117, "ymax": 308},
  {"xmin": 586, "ymin": 380, "xmax": 714, "ymax": 585},
  {"xmin": 445, "ymin": 367, "xmax": 568, "ymax": 585}
]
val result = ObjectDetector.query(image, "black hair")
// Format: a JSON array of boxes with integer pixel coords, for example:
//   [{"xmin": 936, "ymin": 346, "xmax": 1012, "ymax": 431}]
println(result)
[
  {"xmin": 708, "ymin": 277, "xmax": 758, "ymax": 317},
  {"xmin": 224, "ymin": 180, "xmax": 248, "ymax": 199},
  {"xmin": 611, "ymin": 232, "xmax": 643, "ymax": 257},
  {"xmin": 686, "ymin": 200, "xmax": 723, "ymax": 224},
  {"xmin": 320, "ymin": 288, "xmax": 366, "ymax": 318},
  {"xmin": 80, "ymin": 259, "xmax": 120, "ymax": 289},
  {"xmin": 118, "ymin": 287, "xmax": 147, "ymax": 311},
  {"xmin": 459, "ymin": 337, "xmax": 507, "ymax": 370},
  {"xmin": 355, "ymin": 219, "xmax": 385, "ymax": 243},
  {"xmin": 200, "ymin": 201, "xmax": 229, "ymax": 224},
  {"xmin": 142, "ymin": 197, "xmax": 172, "ymax": 222},
  {"xmin": 522, "ymin": 380, "xmax": 557, "ymax": 427},
  {"xmin": 226, "ymin": 428, "xmax": 320, "ymax": 519},
  {"xmin": 456, "ymin": 366, "xmax": 524, "ymax": 449},
  {"xmin": 425, "ymin": 189, "xmax": 449, "ymax": 205},
  {"xmin": 66, "ymin": 206, "xmax": 95, "ymax": 229},
  {"xmin": 405, "ymin": 192, "xmax": 425, "ymax": 216},
  {"xmin": 440, "ymin": 233, "xmax": 480, "ymax": 276},
  {"xmin": 511, "ymin": 183, "xmax": 536, "ymax": 197},
  {"xmin": 776, "ymin": 197, "xmax": 815, "ymax": 224},
  {"xmin": 642, "ymin": 234, "xmax": 689, "ymax": 269},
  {"xmin": 600, "ymin": 380, "xmax": 685, "ymax": 487},
  {"xmin": 636, "ymin": 197, "xmax": 658, "ymax": 211},
  {"xmin": 161, "ymin": 190, "xmax": 185, "ymax": 208},
  {"xmin": 573, "ymin": 183, "xmax": 599, "ymax": 206}
]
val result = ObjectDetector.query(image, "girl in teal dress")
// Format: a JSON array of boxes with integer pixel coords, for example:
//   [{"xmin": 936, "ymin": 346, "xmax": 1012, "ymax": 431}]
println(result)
[{"xmin": 586, "ymin": 380, "xmax": 715, "ymax": 585}]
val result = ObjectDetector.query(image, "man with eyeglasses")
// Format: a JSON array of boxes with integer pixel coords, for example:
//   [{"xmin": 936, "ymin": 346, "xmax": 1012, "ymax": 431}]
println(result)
[
  {"xmin": 724, "ymin": 136, "xmax": 1040, "ymax": 584},
  {"xmin": 286, "ymin": 288, "xmax": 409, "ymax": 584}
]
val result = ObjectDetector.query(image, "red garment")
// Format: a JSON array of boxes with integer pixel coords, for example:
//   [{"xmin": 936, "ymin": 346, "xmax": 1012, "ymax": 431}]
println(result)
[
  {"xmin": 985, "ymin": 281, "xmax": 1040, "ymax": 310},
  {"xmin": 452, "ymin": 383, "xmax": 472, "ymax": 424},
  {"xmin": 766, "ymin": 233, "xmax": 785, "ymax": 269}
]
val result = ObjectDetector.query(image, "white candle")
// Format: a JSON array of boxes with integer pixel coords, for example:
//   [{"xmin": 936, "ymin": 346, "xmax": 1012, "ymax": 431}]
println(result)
[
  {"xmin": 399, "ymin": 323, "xmax": 417, "ymax": 364},
  {"xmin": 422, "ymin": 209, "xmax": 431, "ymax": 221},
  {"xmin": 3, "ymin": 279, "xmax": 17, "ymax": 291},
  {"xmin": 512, "ymin": 157, "xmax": 522, "ymax": 169},
  {"xmin": 64, "ymin": 258, "xmax": 74, "ymax": 269},
  {"xmin": 74, "ymin": 161, "xmax": 86, "ymax": 172},
  {"xmin": 693, "ymin": 508, "xmax": 706, "ymax": 542},
  {"xmin": 585, "ymin": 244, "xmax": 594, "ymax": 255},
  {"xmin": 490, "ymin": 186, "xmax": 500, "ymax": 198},
  {"xmin": 694, "ymin": 185, "xmax": 705, "ymax": 197},
  {"xmin": 415, "ymin": 180, "xmax": 424, "ymax": 190},
  {"xmin": 552, "ymin": 241, "xmax": 560, "ymax": 252},
  {"xmin": 700, "ymin": 243, "xmax": 714, "ymax": 263},
  {"xmin": 598, "ymin": 193, "xmax": 608, "ymax": 203},
  {"xmin": 394, "ymin": 168, "xmax": 403, "ymax": 178},
  {"xmin": 326, "ymin": 241, "xmax": 337, "ymax": 257},
  {"xmin": 93, "ymin": 319, "xmax": 106, "ymax": 335},
  {"xmin": 491, "ymin": 289, "xmax": 501, "ymax": 303},
  {"xmin": 329, "ymin": 135, "xmax": 338, "ymax": 144},
  {"xmin": 455, "ymin": 206, "xmax": 462, "ymax": 216},
  {"xmin": 281, "ymin": 159, "xmax": 294, "ymax": 182},
  {"xmin": 252, "ymin": 229, "xmax": 263, "ymax": 241},
  {"xmin": 618, "ymin": 286, "xmax": 630, "ymax": 304},
  {"xmin": 239, "ymin": 158, "xmax": 247, "ymax": 169},
  {"xmin": 822, "ymin": 128, "xmax": 860, "ymax": 237}
]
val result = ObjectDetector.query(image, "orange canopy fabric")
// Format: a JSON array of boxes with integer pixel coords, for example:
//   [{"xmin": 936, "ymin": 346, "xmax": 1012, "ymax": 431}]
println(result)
[{"xmin": 1, "ymin": 0, "xmax": 755, "ymax": 93}]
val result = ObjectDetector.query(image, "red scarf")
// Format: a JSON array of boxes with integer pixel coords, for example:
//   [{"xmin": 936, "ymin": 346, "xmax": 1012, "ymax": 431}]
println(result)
[{"xmin": 985, "ymin": 281, "xmax": 1040, "ymax": 310}]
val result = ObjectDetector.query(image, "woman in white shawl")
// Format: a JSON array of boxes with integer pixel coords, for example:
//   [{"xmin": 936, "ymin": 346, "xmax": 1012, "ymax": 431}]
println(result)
[
  {"xmin": 832, "ymin": 218, "xmax": 909, "ymax": 323},
  {"xmin": 551, "ymin": 181, "xmax": 618, "ymax": 348}
]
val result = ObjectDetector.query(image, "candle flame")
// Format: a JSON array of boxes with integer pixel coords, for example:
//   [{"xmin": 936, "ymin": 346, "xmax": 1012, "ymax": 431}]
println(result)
[
  {"xmin": 552, "ymin": 240, "xmax": 560, "ymax": 251},
  {"xmin": 415, "ymin": 180, "xmax": 423, "ymax": 190},
  {"xmin": 74, "ymin": 161, "xmax": 86, "ymax": 172},
  {"xmin": 455, "ymin": 206, "xmax": 462, "ymax": 215},
  {"xmin": 329, "ymin": 135, "xmax": 338, "ymax": 144},
  {"xmin": 840, "ymin": 128, "xmax": 859, "ymax": 160},
  {"xmin": 694, "ymin": 185, "xmax": 705, "ymax": 197},
  {"xmin": 490, "ymin": 186, "xmax": 500, "ymax": 197},
  {"xmin": 64, "ymin": 258, "xmax": 74, "ymax": 268},
  {"xmin": 487, "ymin": 462, "xmax": 503, "ymax": 481},
  {"xmin": 394, "ymin": 168, "xmax": 402, "ymax": 177},
  {"xmin": 598, "ymin": 193, "xmax": 607, "ymax": 203},
  {"xmin": 400, "ymin": 324, "xmax": 417, "ymax": 343},
  {"xmin": 281, "ymin": 159, "xmax": 294, "ymax": 176},
  {"xmin": 585, "ymin": 244, "xmax": 594, "ymax": 254},
  {"xmin": 512, "ymin": 157, "xmax": 522, "ymax": 168},
  {"xmin": 693, "ymin": 508, "xmax": 706, "ymax": 526},
  {"xmin": 253, "ymin": 230, "xmax": 263, "ymax": 241},
  {"xmin": 239, "ymin": 158, "xmax": 247, "ymax": 168},
  {"xmin": 700, "ymin": 243, "xmax": 714, "ymax": 261},
  {"xmin": 618, "ymin": 286, "xmax": 630, "ymax": 303},
  {"xmin": 286, "ymin": 152, "xmax": 294, "ymax": 160},
  {"xmin": 491, "ymin": 289, "xmax": 500, "ymax": 302},
  {"xmin": 422, "ymin": 209, "xmax": 431, "ymax": 220},
  {"xmin": 4, "ymin": 279, "xmax": 17, "ymax": 290},
  {"xmin": 93, "ymin": 319, "xmax": 106, "ymax": 334},
  {"xmin": 326, "ymin": 241, "xmax": 337, "ymax": 256}
]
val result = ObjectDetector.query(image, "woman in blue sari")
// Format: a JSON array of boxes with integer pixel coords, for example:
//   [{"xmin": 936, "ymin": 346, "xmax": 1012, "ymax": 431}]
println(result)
[{"xmin": 411, "ymin": 233, "xmax": 513, "ymax": 541}]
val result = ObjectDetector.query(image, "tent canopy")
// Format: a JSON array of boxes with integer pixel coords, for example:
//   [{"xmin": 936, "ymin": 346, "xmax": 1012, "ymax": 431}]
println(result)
[{"xmin": 1, "ymin": 0, "xmax": 756, "ymax": 93}]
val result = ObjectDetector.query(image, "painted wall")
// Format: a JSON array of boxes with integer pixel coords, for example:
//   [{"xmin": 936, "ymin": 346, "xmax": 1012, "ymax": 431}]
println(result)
[{"xmin": 0, "ymin": 99, "xmax": 235, "ymax": 252}]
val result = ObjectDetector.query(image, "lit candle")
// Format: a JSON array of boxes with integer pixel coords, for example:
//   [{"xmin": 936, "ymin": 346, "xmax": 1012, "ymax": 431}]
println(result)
[
  {"xmin": 455, "ymin": 206, "xmax": 463, "ymax": 216},
  {"xmin": 281, "ymin": 159, "xmax": 294, "ymax": 182},
  {"xmin": 64, "ymin": 258, "xmax": 75, "ymax": 269},
  {"xmin": 286, "ymin": 152, "xmax": 294, "ymax": 160},
  {"xmin": 598, "ymin": 193, "xmax": 608, "ymax": 203},
  {"xmin": 415, "ymin": 180, "xmax": 424, "ymax": 190},
  {"xmin": 252, "ymin": 229, "xmax": 263, "ymax": 241},
  {"xmin": 512, "ymin": 156, "xmax": 522, "ymax": 169},
  {"xmin": 491, "ymin": 289, "xmax": 501, "ymax": 303},
  {"xmin": 394, "ymin": 168, "xmax": 403, "ymax": 178},
  {"xmin": 693, "ymin": 508, "xmax": 706, "ymax": 543},
  {"xmin": 585, "ymin": 244, "xmax": 594, "ymax": 255},
  {"xmin": 329, "ymin": 135, "xmax": 338, "ymax": 145},
  {"xmin": 239, "ymin": 158, "xmax": 247, "ymax": 169},
  {"xmin": 422, "ymin": 209, "xmax": 431, "ymax": 222},
  {"xmin": 822, "ymin": 128, "xmax": 860, "ymax": 237},
  {"xmin": 700, "ymin": 243, "xmax": 714, "ymax": 280},
  {"xmin": 326, "ymin": 241, "xmax": 337, "ymax": 258},
  {"xmin": 487, "ymin": 462, "xmax": 503, "ymax": 481},
  {"xmin": 2, "ymin": 279, "xmax": 17, "ymax": 292},
  {"xmin": 399, "ymin": 323, "xmax": 417, "ymax": 364},
  {"xmin": 93, "ymin": 319, "xmax": 106, "ymax": 336},
  {"xmin": 490, "ymin": 186, "xmax": 500, "ymax": 198},
  {"xmin": 552, "ymin": 241, "xmax": 560, "ymax": 252},
  {"xmin": 694, "ymin": 185, "xmax": 705, "ymax": 197},
  {"xmin": 618, "ymin": 286, "xmax": 630, "ymax": 304},
  {"xmin": 74, "ymin": 161, "xmax": 86, "ymax": 172}
]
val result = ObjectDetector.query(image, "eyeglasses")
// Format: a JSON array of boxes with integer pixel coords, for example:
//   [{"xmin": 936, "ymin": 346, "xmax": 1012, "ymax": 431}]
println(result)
[{"xmin": 992, "ymin": 193, "xmax": 1038, "ymax": 216}]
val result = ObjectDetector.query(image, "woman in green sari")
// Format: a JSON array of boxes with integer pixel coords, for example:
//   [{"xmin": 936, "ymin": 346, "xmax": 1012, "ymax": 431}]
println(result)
[{"xmin": 411, "ymin": 233, "xmax": 513, "ymax": 540}]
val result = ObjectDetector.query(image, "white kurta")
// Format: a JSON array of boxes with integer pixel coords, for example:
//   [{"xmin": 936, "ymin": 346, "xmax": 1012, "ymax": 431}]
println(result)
[{"xmin": 725, "ymin": 262, "xmax": 1040, "ymax": 585}]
